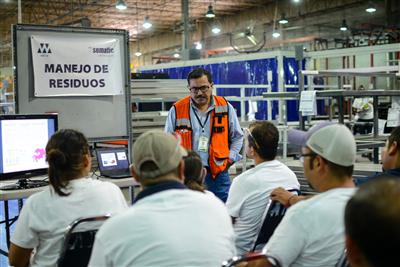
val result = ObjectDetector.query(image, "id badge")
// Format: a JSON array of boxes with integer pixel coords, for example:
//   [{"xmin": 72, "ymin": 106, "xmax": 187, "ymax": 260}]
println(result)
[{"xmin": 198, "ymin": 135, "xmax": 209, "ymax": 152}]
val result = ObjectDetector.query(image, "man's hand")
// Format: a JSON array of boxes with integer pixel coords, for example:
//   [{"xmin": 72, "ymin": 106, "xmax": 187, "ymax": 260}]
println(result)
[
  {"xmin": 225, "ymin": 159, "xmax": 234, "ymax": 171},
  {"xmin": 270, "ymin": 187, "xmax": 296, "ymax": 207}
]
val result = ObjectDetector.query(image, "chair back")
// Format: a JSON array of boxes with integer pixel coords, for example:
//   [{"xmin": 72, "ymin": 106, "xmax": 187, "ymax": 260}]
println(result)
[
  {"xmin": 57, "ymin": 214, "xmax": 111, "ymax": 267},
  {"xmin": 335, "ymin": 249, "xmax": 350, "ymax": 267},
  {"xmin": 222, "ymin": 252, "xmax": 281, "ymax": 267},
  {"xmin": 252, "ymin": 189, "xmax": 300, "ymax": 252}
]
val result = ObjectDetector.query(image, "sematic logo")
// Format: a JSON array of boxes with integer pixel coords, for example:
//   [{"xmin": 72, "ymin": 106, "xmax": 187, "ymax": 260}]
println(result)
[{"xmin": 92, "ymin": 47, "xmax": 114, "ymax": 54}]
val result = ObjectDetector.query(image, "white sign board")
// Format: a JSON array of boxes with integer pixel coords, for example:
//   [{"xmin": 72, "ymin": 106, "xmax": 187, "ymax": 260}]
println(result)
[
  {"xmin": 30, "ymin": 34, "xmax": 123, "ymax": 96},
  {"xmin": 299, "ymin": 90, "xmax": 317, "ymax": 116},
  {"xmin": 387, "ymin": 108, "xmax": 400, "ymax": 127}
]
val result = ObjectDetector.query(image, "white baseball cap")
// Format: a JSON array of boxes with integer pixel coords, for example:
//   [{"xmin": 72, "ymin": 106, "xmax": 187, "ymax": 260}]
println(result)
[{"xmin": 306, "ymin": 124, "xmax": 356, "ymax": 167}]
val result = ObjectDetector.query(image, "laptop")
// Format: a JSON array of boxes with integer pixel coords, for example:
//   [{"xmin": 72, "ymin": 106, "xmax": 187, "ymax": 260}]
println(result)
[{"xmin": 96, "ymin": 148, "xmax": 131, "ymax": 178}]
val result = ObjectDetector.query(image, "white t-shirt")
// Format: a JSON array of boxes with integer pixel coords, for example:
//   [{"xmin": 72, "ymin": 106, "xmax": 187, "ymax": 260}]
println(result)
[
  {"xmin": 88, "ymin": 189, "xmax": 236, "ymax": 267},
  {"xmin": 226, "ymin": 160, "xmax": 299, "ymax": 255},
  {"xmin": 263, "ymin": 187, "xmax": 356, "ymax": 267},
  {"xmin": 11, "ymin": 177, "xmax": 128, "ymax": 267}
]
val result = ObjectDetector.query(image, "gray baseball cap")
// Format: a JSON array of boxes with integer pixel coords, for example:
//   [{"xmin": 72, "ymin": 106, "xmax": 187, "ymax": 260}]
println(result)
[
  {"xmin": 306, "ymin": 124, "xmax": 356, "ymax": 167},
  {"xmin": 132, "ymin": 130, "xmax": 187, "ymax": 179}
]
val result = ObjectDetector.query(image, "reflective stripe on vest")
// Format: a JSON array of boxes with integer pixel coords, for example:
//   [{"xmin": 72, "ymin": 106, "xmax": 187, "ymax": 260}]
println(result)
[
  {"xmin": 215, "ymin": 105, "xmax": 228, "ymax": 114},
  {"xmin": 176, "ymin": 118, "xmax": 191, "ymax": 128}
]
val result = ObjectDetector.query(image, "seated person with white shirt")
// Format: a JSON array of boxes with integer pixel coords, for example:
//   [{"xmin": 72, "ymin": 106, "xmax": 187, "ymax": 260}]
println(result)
[
  {"xmin": 8, "ymin": 129, "xmax": 128, "ymax": 267},
  {"xmin": 183, "ymin": 150, "xmax": 209, "ymax": 193},
  {"xmin": 249, "ymin": 124, "xmax": 357, "ymax": 267},
  {"xmin": 226, "ymin": 121, "xmax": 300, "ymax": 255},
  {"xmin": 88, "ymin": 130, "xmax": 236, "ymax": 267}
]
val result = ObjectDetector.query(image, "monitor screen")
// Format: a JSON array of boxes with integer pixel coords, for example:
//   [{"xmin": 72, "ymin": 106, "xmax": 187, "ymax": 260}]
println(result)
[{"xmin": 0, "ymin": 114, "xmax": 58, "ymax": 180}]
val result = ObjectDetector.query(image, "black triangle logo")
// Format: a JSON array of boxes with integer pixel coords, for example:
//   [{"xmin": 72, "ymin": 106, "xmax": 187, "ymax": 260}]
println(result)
[
  {"xmin": 48, "ymin": 48, "xmax": 52, "ymax": 53},
  {"xmin": 37, "ymin": 48, "xmax": 41, "ymax": 53}
]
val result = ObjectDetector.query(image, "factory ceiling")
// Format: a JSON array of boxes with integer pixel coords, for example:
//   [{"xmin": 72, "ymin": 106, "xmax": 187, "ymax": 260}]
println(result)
[
  {"xmin": 0, "ymin": 0, "xmax": 272, "ymax": 42},
  {"xmin": 0, "ymin": 0, "xmax": 398, "ymax": 65}
]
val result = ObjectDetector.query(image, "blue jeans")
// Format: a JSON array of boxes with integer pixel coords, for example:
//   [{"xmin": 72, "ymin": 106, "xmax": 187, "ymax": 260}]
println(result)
[{"xmin": 204, "ymin": 170, "xmax": 231, "ymax": 203}]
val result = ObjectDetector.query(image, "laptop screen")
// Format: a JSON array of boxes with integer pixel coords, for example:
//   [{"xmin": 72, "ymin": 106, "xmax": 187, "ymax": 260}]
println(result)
[{"xmin": 96, "ymin": 148, "xmax": 130, "ymax": 173}]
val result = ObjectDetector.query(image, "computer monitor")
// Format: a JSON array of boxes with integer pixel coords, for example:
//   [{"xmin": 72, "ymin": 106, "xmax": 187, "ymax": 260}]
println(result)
[{"xmin": 0, "ymin": 114, "xmax": 58, "ymax": 181}]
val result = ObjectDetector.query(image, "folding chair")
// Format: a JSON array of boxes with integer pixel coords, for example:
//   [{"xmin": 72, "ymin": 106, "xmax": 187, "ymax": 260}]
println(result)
[
  {"xmin": 335, "ymin": 249, "xmax": 350, "ymax": 267},
  {"xmin": 222, "ymin": 252, "xmax": 281, "ymax": 267},
  {"xmin": 252, "ymin": 189, "xmax": 300, "ymax": 252},
  {"xmin": 57, "ymin": 214, "xmax": 111, "ymax": 267}
]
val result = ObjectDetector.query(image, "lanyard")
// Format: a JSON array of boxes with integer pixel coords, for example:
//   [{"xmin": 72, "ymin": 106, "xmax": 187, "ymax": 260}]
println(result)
[{"xmin": 193, "ymin": 108, "xmax": 210, "ymax": 133}]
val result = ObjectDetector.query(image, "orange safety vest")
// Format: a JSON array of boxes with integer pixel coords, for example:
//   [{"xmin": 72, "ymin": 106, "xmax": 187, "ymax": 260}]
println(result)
[{"xmin": 174, "ymin": 95, "xmax": 230, "ymax": 178}]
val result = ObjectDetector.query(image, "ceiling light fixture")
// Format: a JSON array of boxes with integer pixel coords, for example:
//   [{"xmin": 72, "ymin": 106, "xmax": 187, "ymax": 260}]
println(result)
[
  {"xmin": 272, "ymin": 28, "xmax": 280, "ymax": 38},
  {"xmin": 278, "ymin": 14, "xmax": 288, "ymax": 24},
  {"xmin": 211, "ymin": 25, "xmax": 221, "ymax": 34},
  {"xmin": 365, "ymin": 2, "xmax": 376, "ymax": 13},
  {"xmin": 292, "ymin": 0, "xmax": 301, "ymax": 3},
  {"xmin": 135, "ymin": 38, "xmax": 142, "ymax": 57},
  {"xmin": 143, "ymin": 16, "xmax": 152, "ymax": 29},
  {"xmin": 134, "ymin": 4, "xmax": 141, "ymax": 57},
  {"xmin": 205, "ymin": 5, "xmax": 216, "ymax": 18},
  {"xmin": 115, "ymin": 0, "xmax": 127, "ymax": 10},
  {"xmin": 340, "ymin": 19, "xmax": 348, "ymax": 31}
]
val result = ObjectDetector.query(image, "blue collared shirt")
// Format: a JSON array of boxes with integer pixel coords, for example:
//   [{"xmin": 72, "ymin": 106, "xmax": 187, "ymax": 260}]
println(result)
[{"xmin": 165, "ymin": 97, "xmax": 244, "ymax": 167}]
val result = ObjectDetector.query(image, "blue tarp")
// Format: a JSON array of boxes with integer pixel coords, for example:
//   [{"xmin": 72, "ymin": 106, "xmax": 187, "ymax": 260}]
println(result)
[
  {"xmin": 283, "ymin": 57, "xmax": 300, "ymax": 121},
  {"xmin": 141, "ymin": 57, "xmax": 314, "ymax": 121}
]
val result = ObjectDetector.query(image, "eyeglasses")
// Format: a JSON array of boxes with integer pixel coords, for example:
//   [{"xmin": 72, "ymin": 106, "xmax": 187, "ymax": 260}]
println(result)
[
  {"xmin": 188, "ymin": 85, "xmax": 210, "ymax": 93},
  {"xmin": 299, "ymin": 153, "xmax": 317, "ymax": 164},
  {"xmin": 244, "ymin": 128, "xmax": 260, "ymax": 149}
]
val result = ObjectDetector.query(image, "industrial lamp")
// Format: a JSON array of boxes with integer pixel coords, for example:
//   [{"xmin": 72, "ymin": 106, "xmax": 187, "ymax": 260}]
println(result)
[
  {"xmin": 143, "ymin": 16, "xmax": 153, "ymax": 29},
  {"xmin": 205, "ymin": 5, "xmax": 216, "ymax": 18},
  {"xmin": 365, "ymin": 1, "xmax": 376, "ymax": 13},
  {"xmin": 272, "ymin": 28, "xmax": 281, "ymax": 38},
  {"xmin": 211, "ymin": 25, "xmax": 221, "ymax": 34},
  {"xmin": 278, "ymin": 14, "xmax": 288, "ymax": 24},
  {"xmin": 115, "ymin": 0, "xmax": 127, "ymax": 10},
  {"xmin": 340, "ymin": 20, "xmax": 348, "ymax": 31}
]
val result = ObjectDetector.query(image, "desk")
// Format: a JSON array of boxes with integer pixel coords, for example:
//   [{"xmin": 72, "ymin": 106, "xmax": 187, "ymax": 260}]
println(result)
[
  {"xmin": 0, "ymin": 176, "xmax": 140, "ymax": 257},
  {"xmin": 0, "ymin": 176, "xmax": 139, "ymax": 201}
]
